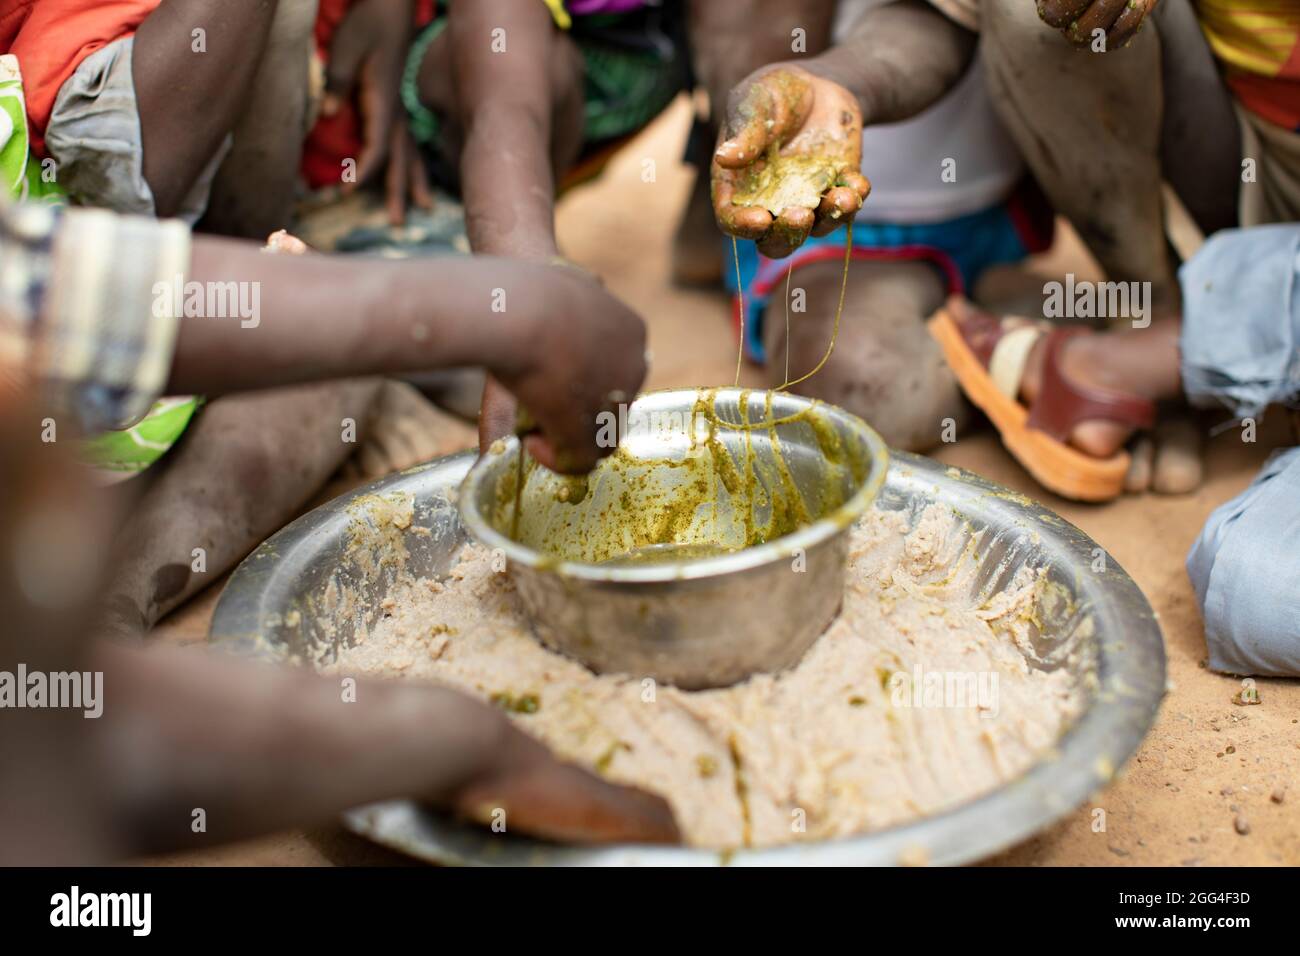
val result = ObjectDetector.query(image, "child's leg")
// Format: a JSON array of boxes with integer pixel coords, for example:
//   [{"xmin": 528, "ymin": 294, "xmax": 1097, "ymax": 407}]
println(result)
[
  {"xmin": 977, "ymin": 0, "xmax": 1239, "ymax": 491},
  {"xmin": 982, "ymin": 0, "xmax": 1239, "ymax": 293},
  {"xmin": 104, "ymin": 379, "xmax": 382, "ymax": 637},
  {"xmin": 131, "ymin": 0, "xmax": 305, "ymax": 223},
  {"xmin": 48, "ymin": 1, "xmax": 314, "ymax": 228},
  {"xmin": 1150, "ymin": 0, "xmax": 1242, "ymax": 236},
  {"xmin": 769, "ymin": 259, "xmax": 966, "ymax": 452},
  {"xmin": 412, "ymin": 11, "xmax": 587, "ymax": 257},
  {"xmin": 199, "ymin": 0, "xmax": 321, "ymax": 237},
  {"xmin": 980, "ymin": 0, "xmax": 1175, "ymax": 300},
  {"xmin": 1189, "ymin": 446, "xmax": 1300, "ymax": 676}
]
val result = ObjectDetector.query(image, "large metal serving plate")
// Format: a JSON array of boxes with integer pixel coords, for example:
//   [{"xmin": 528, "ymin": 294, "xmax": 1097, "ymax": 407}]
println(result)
[{"xmin": 210, "ymin": 450, "xmax": 1165, "ymax": 866}]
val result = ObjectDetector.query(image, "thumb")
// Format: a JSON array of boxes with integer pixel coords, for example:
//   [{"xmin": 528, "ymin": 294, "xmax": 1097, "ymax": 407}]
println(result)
[
  {"xmin": 477, "ymin": 376, "xmax": 518, "ymax": 454},
  {"xmin": 715, "ymin": 68, "xmax": 812, "ymax": 169},
  {"xmin": 455, "ymin": 754, "xmax": 681, "ymax": 845},
  {"xmin": 715, "ymin": 84, "xmax": 775, "ymax": 169}
]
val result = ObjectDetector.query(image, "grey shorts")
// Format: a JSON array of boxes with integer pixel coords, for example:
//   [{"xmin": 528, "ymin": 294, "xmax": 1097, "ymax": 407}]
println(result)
[{"xmin": 43, "ymin": 36, "xmax": 230, "ymax": 224}]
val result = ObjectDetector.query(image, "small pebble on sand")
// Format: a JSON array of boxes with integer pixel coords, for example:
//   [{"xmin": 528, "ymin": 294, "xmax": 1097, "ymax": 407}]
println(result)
[{"xmin": 1233, "ymin": 815, "xmax": 1250, "ymax": 836}]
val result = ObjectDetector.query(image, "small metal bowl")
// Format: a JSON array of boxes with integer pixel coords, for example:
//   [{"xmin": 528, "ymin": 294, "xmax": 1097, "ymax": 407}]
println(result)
[{"xmin": 458, "ymin": 388, "xmax": 890, "ymax": 689}]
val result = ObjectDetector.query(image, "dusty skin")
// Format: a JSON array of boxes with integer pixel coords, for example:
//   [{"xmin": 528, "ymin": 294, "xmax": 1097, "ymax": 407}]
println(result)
[{"xmin": 325, "ymin": 502, "xmax": 1081, "ymax": 849}]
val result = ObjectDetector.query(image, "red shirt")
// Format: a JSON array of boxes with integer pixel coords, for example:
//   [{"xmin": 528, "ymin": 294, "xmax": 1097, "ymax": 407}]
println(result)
[{"xmin": 0, "ymin": 0, "xmax": 160, "ymax": 155}]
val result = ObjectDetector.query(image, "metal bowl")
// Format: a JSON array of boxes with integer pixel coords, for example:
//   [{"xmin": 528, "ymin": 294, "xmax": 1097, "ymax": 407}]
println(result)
[
  {"xmin": 210, "ymin": 449, "xmax": 1165, "ymax": 866},
  {"xmin": 459, "ymin": 388, "xmax": 890, "ymax": 689}
]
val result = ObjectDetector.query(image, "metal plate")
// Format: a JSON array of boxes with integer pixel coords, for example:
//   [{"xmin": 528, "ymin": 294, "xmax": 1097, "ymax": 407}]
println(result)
[{"xmin": 210, "ymin": 450, "xmax": 1165, "ymax": 866}]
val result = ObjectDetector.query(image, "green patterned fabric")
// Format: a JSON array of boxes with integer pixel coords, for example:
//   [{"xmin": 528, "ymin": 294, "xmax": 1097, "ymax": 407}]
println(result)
[
  {"xmin": 78, "ymin": 396, "xmax": 201, "ymax": 476},
  {"xmin": 403, "ymin": 5, "xmax": 684, "ymax": 151},
  {"xmin": 578, "ymin": 36, "xmax": 682, "ymax": 145},
  {"xmin": 0, "ymin": 56, "xmax": 64, "ymax": 203}
]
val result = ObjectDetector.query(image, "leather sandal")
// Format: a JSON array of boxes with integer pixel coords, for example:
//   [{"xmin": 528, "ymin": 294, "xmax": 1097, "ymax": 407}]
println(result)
[{"xmin": 929, "ymin": 296, "xmax": 1155, "ymax": 502}]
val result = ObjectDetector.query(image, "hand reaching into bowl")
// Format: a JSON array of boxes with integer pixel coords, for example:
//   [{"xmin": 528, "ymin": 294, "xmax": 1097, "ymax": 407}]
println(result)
[
  {"xmin": 434, "ymin": 701, "xmax": 680, "ymax": 845},
  {"xmin": 0, "ymin": 402, "xmax": 679, "ymax": 863},
  {"xmin": 482, "ymin": 262, "xmax": 648, "ymax": 476},
  {"xmin": 712, "ymin": 65, "xmax": 872, "ymax": 259}
]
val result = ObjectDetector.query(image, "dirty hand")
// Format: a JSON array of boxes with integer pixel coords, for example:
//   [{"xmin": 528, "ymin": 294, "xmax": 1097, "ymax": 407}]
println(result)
[
  {"xmin": 432, "ymin": 701, "xmax": 679, "ymax": 845},
  {"xmin": 486, "ymin": 265, "xmax": 647, "ymax": 475},
  {"xmin": 1037, "ymin": 0, "xmax": 1158, "ymax": 50},
  {"xmin": 325, "ymin": 0, "xmax": 433, "ymax": 224},
  {"xmin": 712, "ymin": 64, "xmax": 871, "ymax": 259}
]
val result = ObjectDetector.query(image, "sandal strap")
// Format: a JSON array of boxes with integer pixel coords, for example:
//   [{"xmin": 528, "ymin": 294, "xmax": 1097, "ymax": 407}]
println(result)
[
  {"xmin": 1027, "ymin": 329, "xmax": 1157, "ymax": 441},
  {"xmin": 953, "ymin": 306, "xmax": 1047, "ymax": 398},
  {"xmin": 988, "ymin": 325, "xmax": 1044, "ymax": 399}
]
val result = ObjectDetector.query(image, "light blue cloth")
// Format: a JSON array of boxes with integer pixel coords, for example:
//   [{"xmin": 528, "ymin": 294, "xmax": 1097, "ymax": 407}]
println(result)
[
  {"xmin": 1179, "ymin": 224, "xmax": 1300, "ymax": 418},
  {"xmin": 1180, "ymin": 225, "xmax": 1300, "ymax": 676},
  {"xmin": 1187, "ymin": 447, "xmax": 1300, "ymax": 675}
]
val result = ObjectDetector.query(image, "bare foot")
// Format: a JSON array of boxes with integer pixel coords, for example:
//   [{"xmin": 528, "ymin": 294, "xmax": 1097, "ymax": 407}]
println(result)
[
  {"xmin": 1151, "ymin": 416, "xmax": 1203, "ymax": 494},
  {"xmin": 1017, "ymin": 331, "xmax": 1148, "ymax": 458},
  {"xmin": 782, "ymin": 260, "xmax": 963, "ymax": 451},
  {"xmin": 1124, "ymin": 435, "xmax": 1155, "ymax": 492}
]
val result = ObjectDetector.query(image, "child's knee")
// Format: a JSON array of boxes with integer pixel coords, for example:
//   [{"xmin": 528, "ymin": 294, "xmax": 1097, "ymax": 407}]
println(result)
[{"xmin": 784, "ymin": 261, "xmax": 962, "ymax": 450}]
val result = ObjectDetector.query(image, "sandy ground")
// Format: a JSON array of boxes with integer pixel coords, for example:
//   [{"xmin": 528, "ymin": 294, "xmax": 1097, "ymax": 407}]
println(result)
[{"xmin": 148, "ymin": 100, "xmax": 1298, "ymax": 866}]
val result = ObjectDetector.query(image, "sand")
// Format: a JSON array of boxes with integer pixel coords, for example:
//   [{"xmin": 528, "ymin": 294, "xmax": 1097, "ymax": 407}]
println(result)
[{"xmin": 147, "ymin": 98, "xmax": 1299, "ymax": 866}]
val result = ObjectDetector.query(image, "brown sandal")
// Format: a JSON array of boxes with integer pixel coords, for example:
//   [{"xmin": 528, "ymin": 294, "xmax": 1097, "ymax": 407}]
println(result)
[{"xmin": 929, "ymin": 296, "xmax": 1155, "ymax": 502}]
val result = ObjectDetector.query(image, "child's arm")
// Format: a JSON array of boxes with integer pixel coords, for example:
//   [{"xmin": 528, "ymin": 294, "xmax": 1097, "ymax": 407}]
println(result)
[
  {"xmin": 438, "ymin": 0, "xmax": 574, "ymax": 260},
  {"xmin": 711, "ymin": 0, "xmax": 976, "ymax": 257},
  {"xmin": 0, "ymin": 408, "xmax": 677, "ymax": 863},
  {"xmin": 90, "ymin": 641, "xmax": 679, "ymax": 853},
  {"xmin": 417, "ymin": 0, "xmax": 604, "ymax": 450},
  {"xmin": 321, "ymin": 0, "xmax": 432, "ymax": 224},
  {"xmin": 170, "ymin": 236, "xmax": 646, "ymax": 473},
  {"xmin": 11, "ymin": 206, "xmax": 642, "ymax": 477},
  {"xmin": 800, "ymin": 0, "xmax": 976, "ymax": 125}
]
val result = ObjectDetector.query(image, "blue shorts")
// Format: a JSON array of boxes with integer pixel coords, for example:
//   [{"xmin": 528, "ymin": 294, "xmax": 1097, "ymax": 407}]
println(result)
[{"xmin": 723, "ymin": 193, "xmax": 1051, "ymax": 364}]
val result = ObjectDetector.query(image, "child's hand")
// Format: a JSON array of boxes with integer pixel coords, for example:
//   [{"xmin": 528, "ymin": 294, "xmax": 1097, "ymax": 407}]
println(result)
[
  {"xmin": 488, "ymin": 265, "xmax": 647, "ymax": 475},
  {"xmin": 324, "ymin": 0, "xmax": 433, "ymax": 224},
  {"xmin": 1037, "ymin": 0, "xmax": 1157, "ymax": 50},
  {"xmin": 712, "ymin": 65, "xmax": 871, "ymax": 259},
  {"xmin": 434, "ymin": 701, "xmax": 679, "ymax": 845}
]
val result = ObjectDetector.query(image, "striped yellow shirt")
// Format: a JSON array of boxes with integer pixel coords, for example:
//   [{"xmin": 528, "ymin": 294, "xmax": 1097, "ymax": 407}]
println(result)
[{"xmin": 1196, "ymin": 0, "xmax": 1300, "ymax": 128}]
